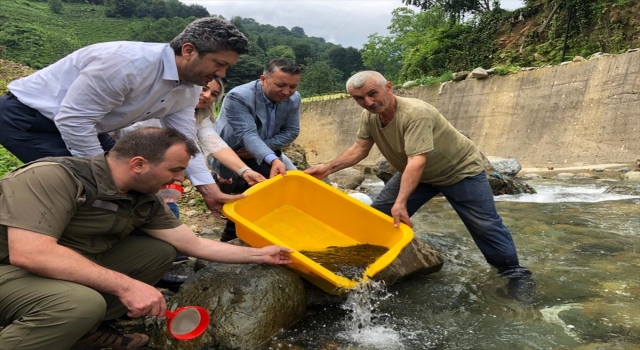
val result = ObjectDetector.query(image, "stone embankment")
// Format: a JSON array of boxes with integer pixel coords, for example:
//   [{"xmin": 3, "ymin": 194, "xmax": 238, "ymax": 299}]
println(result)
[{"xmin": 298, "ymin": 50, "xmax": 640, "ymax": 169}]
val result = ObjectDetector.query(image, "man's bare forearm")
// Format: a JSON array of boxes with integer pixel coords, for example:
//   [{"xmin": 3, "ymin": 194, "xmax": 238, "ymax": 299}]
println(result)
[
  {"xmin": 8, "ymin": 228, "xmax": 138, "ymax": 298},
  {"xmin": 395, "ymin": 154, "xmax": 427, "ymax": 205},
  {"xmin": 325, "ymin": 139, "xmax": 373, "ymax": 173}
]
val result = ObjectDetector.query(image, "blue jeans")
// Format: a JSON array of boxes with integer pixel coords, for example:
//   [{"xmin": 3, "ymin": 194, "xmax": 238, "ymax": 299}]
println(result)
[{"xmin": 372, "ymin": 171, "xmax": 522, "ymax": 272}]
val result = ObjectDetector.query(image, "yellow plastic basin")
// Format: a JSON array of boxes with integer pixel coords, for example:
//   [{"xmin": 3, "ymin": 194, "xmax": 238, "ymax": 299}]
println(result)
[{"xmin": 222, "ymin": 170, "xmax": 414, "ymax": 295}]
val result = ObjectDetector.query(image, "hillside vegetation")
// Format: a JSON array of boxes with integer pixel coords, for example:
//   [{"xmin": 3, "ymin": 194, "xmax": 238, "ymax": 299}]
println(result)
[
  {"xmin": 0, "ymin": 0, "xmax": 365, "ymax": 95},
  {"xmin": 363, "ymin": 0, "xmax": 639, "ymax": 83}
]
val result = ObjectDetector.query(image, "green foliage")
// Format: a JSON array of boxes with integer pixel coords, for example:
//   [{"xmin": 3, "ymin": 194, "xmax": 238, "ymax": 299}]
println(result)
[
  {"xmin": 1, "ymin": 0, "xmax": 362, "ymax": 96},
  {"xmin": 48, "ymin": 0, "xmax": 63, "ymax": 13},
  {"xmin": 104, "ymin": 0, "xmax": 208, "ymax": 19},
  {"xmin": 402, "ymin": 71, "xmax": 453, "ymax": 87},
  {"xmin": 326, "ymin": 46, "xmax": 365, "ymax": 81},
  {"xmin": 0, "ymin": 21, "xmax": 82, "ymax": 68},
  {"xmin": 402, "ymin": 0, "xmax": 497, "ymax": 18},
  {"xmin": 0, "ymin": 1, "xmax": 143, "ymax": 67},
  {"xmin": 0, "ymin": 147, "xmax": 22, "ymax": 177},
  {"xmin": 363, "ymin": 6, "xmax": 498, "ymax": 83},
  {"xmin": 0, "ymin": 59, "xmax": 31, "ymax": 175},
  {"xmin": 298, "ymin": 59, "xmax": 344, "ymax": 97},
  {"xmin": 266, "ymin": 45, "xmax": 296, "ymax": 62},
  {"xmin": 126, "ymin": 17, "xmax": 193, "ymax": 42},
  {"xmin": 493, "ymin": 64, "xmax": 519, "ymax": 75}
]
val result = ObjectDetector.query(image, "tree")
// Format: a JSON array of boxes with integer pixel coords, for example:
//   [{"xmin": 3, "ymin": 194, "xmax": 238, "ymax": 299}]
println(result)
[
  {"xmin": 402, "ymin": 0, "xmax": 498, "ymax": 18},
  {"xmin": 105, "ymin": 0, "xmax": 137, "ymax": 18},
  {"xmin": 326, "ymin": 46, "xmax": 364, "ymax": 80},
  {"xmin": 149, "ymin": 0, "xmax": 169, "ymax": 19},
  {"xmin": 225, "ymin": 54, "xmax": 265, "ymax": 89},
  {"xmin": 266, "ymin": 45, "xmax": 296, "ymax": 62},
  {"xmin": 256, "ymin": 35, "xmax": 267, "ymax": 52},
  {"xmin": 291, "ymin": 26, "xmax": 305, "ymax": 36},
  {"xmin": 291, "ymin": 42, "xmax": 313, "ymax": 64},
  {"xmin": 298, "ymin": 59, "xmax": 344, "ymax": 96},
  {"xmin": 48, "ymin": 0, "xmax": 63, "ymax": 14},
  {"xmin": 361, "ymin": 33, "xmax": 403, "ymax": 81}
]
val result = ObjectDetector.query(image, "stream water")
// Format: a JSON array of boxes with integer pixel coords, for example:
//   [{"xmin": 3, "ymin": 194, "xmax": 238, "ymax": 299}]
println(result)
[{"xmin": 276, "ymin": 177, "xmax": 640, "ymax": 350}]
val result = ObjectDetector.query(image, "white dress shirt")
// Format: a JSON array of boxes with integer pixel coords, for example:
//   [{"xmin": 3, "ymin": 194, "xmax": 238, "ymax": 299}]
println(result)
[{"xmin": 8, "ymin": 41, "xmax": 214, "ymax": 185}]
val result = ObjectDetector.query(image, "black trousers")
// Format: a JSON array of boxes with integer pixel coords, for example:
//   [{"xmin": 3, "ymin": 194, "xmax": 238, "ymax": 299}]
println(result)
[
  {"xmin": 0, "ymin": 92, "xmax": 115, "ymax": 163},
  {"xmin": 217, "ymin": 150, "xmax": 281, "ymax": 241}
]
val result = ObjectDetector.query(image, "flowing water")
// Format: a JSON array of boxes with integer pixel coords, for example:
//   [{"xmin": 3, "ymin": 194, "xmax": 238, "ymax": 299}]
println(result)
[
  {"xmin": 275, "ymin": 177, "xmax": 640, "ymax": 350},
  {"xmin": 300, "ymin": 244, "xmax": 390, "ymax": 280}
]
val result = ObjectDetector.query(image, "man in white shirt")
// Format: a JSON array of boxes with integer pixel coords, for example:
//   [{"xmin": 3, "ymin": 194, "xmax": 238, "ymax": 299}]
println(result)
[{"xmin": 0, "ymin": 17, "xmax": 248, "ymax": 214}]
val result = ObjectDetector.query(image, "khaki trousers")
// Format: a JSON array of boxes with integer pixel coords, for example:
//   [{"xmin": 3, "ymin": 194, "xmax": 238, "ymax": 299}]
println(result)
[{"xmin": 0, "ymin": 236, "xmax": 176, "ymax": 350}]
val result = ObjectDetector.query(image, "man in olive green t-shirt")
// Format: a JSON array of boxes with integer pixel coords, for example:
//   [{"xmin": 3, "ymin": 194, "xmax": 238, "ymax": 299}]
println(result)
[
  {"xmin": 305, "ymin": 71, "xmax": 533, "ymax": 301},
  {"xmin": 0, "ymin": 127, "xmax": 292, "ymax": 350}
]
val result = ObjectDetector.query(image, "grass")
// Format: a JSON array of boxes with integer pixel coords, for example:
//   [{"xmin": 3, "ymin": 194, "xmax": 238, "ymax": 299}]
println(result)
[
  {"xmin": 0, "ymin": 59, "xmax": 32, "ymax": 176},
  {"xmin": 493, "ymin": 64, "xmax": 520, "ymax": 76},
  {"xmin": 402, "ymin": 71, "xmax": 454, "ymax": 88},
  {"xmin": 301, "ymin": 93, "xmax": 351, "ymax": 103},
  {"xmin": 0, "ymin": 0, "xmax": 148, "ymax": 68}
]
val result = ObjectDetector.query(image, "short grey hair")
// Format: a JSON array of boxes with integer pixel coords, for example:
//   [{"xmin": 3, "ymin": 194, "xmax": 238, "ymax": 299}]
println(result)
[
  {"xmin": 170, "ymin": 17, "xmax": 250, "ymax": 56},
  {"xmin": 346, "ymin": 71, "xmax": 387, "ymax": 91}
]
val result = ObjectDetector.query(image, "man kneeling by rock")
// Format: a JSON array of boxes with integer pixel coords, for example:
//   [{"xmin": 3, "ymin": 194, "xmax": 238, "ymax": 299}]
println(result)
[{"xmin": 0, "ymin": 127, "xmax": 292, "ymax": 350}]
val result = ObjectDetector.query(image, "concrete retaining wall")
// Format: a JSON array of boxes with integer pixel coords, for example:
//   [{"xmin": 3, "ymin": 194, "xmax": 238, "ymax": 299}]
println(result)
[{"xmin": 298, "ymin": 51, "xmax": 640, "ymax": 168}]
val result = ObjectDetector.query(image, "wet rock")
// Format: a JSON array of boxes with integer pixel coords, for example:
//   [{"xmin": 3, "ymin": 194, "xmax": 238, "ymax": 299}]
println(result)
[
  {"xmin": 487, "ymin": 173, "xmax": 536, "ymax": 195},
  {"xmin": 373, "ymin": 157, "xmax": 398, "ymax": 184},
  {"xmin": 373, "ymin": 237, "xmax": 444, "ymax": 285},
  {"xmin": 305, "ymin": 237, "xmax": 443, "ymax": 306},
  {"xmin": 327, "ymin": 167, "xmax": 365, "ymax": 190},
  {"xmin": 604, "ymin": 184, "xmax": 640, "ymax": 196},
  {"xmin": 149, "ymin": 264, "xmax": 306, "ymax": 350},
  {"xmin": 558, "ymin": 308, "xmax": 610, "ymax": 340}
]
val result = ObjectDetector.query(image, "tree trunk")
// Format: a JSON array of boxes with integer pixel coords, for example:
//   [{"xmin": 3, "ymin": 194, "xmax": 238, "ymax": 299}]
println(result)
[{"xmin": 537, "ymin": 3, "xmax": 561, "ymax": 34}]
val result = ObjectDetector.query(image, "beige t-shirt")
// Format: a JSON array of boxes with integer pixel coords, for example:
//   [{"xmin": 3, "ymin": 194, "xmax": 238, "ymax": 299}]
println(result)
[
  {"xmin": 0, "ymin": 162, "xmax": 182, "ymax": 263},
  {"xmin": 357, "ymin": 96, "xmax": 484, "ymax": 186}
]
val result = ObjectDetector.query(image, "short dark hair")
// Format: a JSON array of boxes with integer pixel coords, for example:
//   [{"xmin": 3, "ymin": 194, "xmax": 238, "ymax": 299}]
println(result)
[
  {"xmin": 170, "ymin": 17, "xmax": 250, "ymax": 56},
  {"xmin": 263, "ymin": 59, "xmax": 303, "ymax": 76},
  {"xmin": 111, "ymin": 127, "xmax": 200, "ymax": 164}
]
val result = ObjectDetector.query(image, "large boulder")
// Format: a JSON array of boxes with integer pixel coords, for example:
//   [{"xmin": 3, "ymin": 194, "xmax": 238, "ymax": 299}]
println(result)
[
  {"xmin": 305, "ymin": 237, "xmax": 444, "ymax": 306},
  {"xmin": 485, "ymin": 156, "xmax": 522, "ymax": 176},
  {"xmin": 149, "ymin": 264, "xmax": 306, "ymax": 350},
  {"xmin": 327, "ymin": 167, "xmax": 365, "ymax": 190},
  {"xmin": 373, "ymin": 157, "xmax": 398, "ymax": 184},
  {"xmin": 622, "ymin": 171, "xmax": 640, "ymax": 182},
  {"xmin": 373, "ymin": 237, "xmax": 443, "ymax": 285}
]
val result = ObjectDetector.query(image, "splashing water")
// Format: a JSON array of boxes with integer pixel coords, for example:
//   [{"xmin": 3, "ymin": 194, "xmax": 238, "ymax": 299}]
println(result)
[
  {"xmin": 493, "ymin": 182, "xmax": 640, "ymax": 203},
  {"xmin": 338, "ymin": 280, "xmax": 406, "ymax": 349}
]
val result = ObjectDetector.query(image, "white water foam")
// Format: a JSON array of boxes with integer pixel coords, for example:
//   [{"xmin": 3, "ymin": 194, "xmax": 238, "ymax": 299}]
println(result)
[
  {"xmin": 339, "ymin": 280, "xmax": 406, "ymax": 349},
  {"xmin": 494, "ymin": 184, "xmax": 640, "ymax": 203}
]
